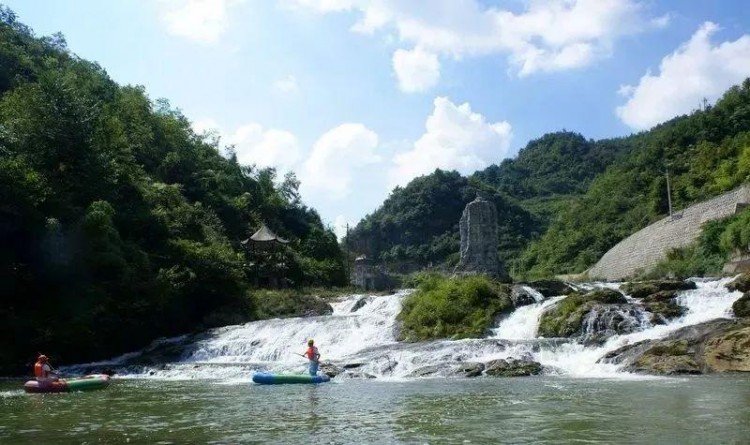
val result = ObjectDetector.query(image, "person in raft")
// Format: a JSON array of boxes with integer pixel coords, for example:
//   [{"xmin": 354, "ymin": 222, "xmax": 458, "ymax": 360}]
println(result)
[
  {"xmin": 34, "ymin": 354, "xmax": 60, "ymax": 383},
  {"xmin": 304, "ymin": 339, "xmax": 321, "ymax": 376}
]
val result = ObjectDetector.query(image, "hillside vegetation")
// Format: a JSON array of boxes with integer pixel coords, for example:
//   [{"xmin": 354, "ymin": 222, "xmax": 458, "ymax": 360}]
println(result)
[
  {"xmin": 351, "ymin": 78, "xmax": 750, "ymax": 279},
  {"xmin": 0, "ymin": 8, "xmax": 344, "ymax": 373}
]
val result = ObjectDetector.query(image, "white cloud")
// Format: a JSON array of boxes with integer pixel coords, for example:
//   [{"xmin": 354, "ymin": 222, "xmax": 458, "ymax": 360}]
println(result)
[
  {"xmin": 273, "ymin": 75, "xmax": 300, "ymax": 94},
  {"xmin": 287, "ymin": 0, "xmax": 663, "ymax": 85},
  {"xmin": 392, "ymin": 47, "xmax": 440, "ymax": 93},
  {"xmin": 192, "ymin": 118, "xmax": 221, "ymax": 135},
  {"xmin": 158, "ymin": 0, "xmax": 241, "ymax": 44},
  {"xmin": 301, "ymin": 123, "xmax": 381, "ymax": 199},
  {"xmin": 192, "ymin": 119, "xmax": 301, "ymax": 172},
  {"xmin": 333, "ymin": 215, "xmax": 352, "ymax": 240},
  {"xmin": 227, "ymin": 124, "xmax": 302, "ymax": 172},
  {"xmin": 616, "ymin": 22, "xmax": 750, "ymax": 130},
  {"xmin": 389, "ymin": 97, "xmax": 512, "ymax": 188}
]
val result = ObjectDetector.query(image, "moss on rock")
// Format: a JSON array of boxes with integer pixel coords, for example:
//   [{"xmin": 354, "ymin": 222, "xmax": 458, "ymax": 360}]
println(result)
[
  {"xmin": 733, "ymin": 293, "xmax": 750, "ymax": 318},
  {"xmin": 537, "ymin": 288, "xmax": 626, "ymax": 338},
  {"xmin": 621, "ymin": 280, "xmax": 696, "ymax": 299},
  {"xmin": 726, "ymin": 274, "xmax": 750, "ymax": 293},
  {"xmin": 397, "ymin": 275, "xmax": 513, "ymax": 341}
]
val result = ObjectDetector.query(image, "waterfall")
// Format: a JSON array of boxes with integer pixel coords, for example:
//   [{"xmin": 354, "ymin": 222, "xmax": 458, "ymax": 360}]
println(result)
[
  {"xmin": 83, "ymin": 278, "xmax": 743, "ymax": 380},
  {"xmin": 492, "ymin": 296, "xmax": 566, "ymax": 340}
]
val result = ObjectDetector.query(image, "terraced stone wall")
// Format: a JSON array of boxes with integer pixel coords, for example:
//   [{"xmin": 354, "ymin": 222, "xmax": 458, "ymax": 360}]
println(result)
[{"xmin": 588, "ymin": 185, "xmax": 750, "ymax": 280}]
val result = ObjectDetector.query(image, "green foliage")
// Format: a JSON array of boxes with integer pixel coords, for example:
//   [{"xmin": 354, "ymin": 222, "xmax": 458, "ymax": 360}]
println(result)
[
  {"xmin": 397, "ymin": 275, "xmax": 512, "ymax": 341},
  {"xmin": 249, "ymin": 289, "xmax": 336, "ymax": 320},
  {"xmin": 0, "ymin": 10, "xmax": 344, "ymax": 373},
  {"xmin": 347, "ymin": 169, "xmax": 542, "ymax": 270},
  {"xmin": 519, "ymin": 80, "xmax": 750, "ymax": 277},
  {"xmin": 643, "ymin": 207, "xmax": 750, "ymax": 279}
]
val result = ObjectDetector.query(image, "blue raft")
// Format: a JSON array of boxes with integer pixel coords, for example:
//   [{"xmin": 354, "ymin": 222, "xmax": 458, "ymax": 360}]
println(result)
[{"xmin": 252, "ymin": 372, "xmax": 331, "ymax": 385}]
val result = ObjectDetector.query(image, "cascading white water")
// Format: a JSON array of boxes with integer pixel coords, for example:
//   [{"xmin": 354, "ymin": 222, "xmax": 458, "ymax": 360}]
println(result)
[
  {"xmin": 492, "ymin": 296, "xmax": 566, "ymax": 340},
  {"xmin": 100, "ymin": 278, "xmax": 743, "ymax": 380},
  {"xmin": 533, "ymin": 278, "xmax": 743, "ymax": 377}
]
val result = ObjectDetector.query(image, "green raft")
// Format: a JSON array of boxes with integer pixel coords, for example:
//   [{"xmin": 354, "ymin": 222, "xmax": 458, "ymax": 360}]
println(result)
[
  {"xmin": 24, "ymin": 374, "xmax": 111, "ymax": 393},
  {"xmin": 252, "ymin": 372, "xmax": 330, "ymax": 384}
]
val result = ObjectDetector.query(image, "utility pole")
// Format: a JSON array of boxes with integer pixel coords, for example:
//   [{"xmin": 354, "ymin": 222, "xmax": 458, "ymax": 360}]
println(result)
[
  {"xmin": 345, "ymin": 223, "xmax": 350, "ymax": 283},
  {"xmin": 666, "ymin": 168, "xmax": 673, "ymax": 217}
]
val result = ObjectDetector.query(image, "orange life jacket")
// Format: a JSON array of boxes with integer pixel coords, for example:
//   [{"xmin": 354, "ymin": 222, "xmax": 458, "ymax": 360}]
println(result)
[
  {"xmin": 34, "ymin": 361, "xmax": 47, "ymax": 378},
  {"xmin": 305, "ymin": 346, "xmax": 319, "ymax": 361}
]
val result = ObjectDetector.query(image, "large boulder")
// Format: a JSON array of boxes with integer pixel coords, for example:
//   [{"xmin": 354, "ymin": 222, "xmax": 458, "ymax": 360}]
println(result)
[
  {"xmin": 726, "ymin": 274, "xmax": 750, "ymax": 293},
  {"xmin": 732, "ymin": 293, "xmax": 750, "ymax": 318},
  {"xmin": 621, "ymin": 280, "xmax": 696, "ymax": 299},
  {"xmin": 319, "ymin": 362, "xmax": 344, "ymax": 378},
  {"xmin": 601, "ymin": 319, "xmax": 750, "ymax": 375},
  {"xmin": 537, "ymin": 289, "xmax": 627, "ymax": 338},
  {"xmin": 350, "ymin": 297, "xmax": 370, "ymax": 313},
  {"xmin": 407, "ymin": 365, "xmax": 443, "ymax": 378},
  {"xmin": 510, "ymin": 285, "xmax": 542, "ymax": 307},
  {"xmin": 454, "ymin": 362, "xmax": 485, "ymax": 378},
  {"xmin": 581, "ymin": 304, "xmax": 644, "ymax": 341},
  {"xmin": 484, "ymin": 358, "xmax": 542, "ymax": 377},
  {"xmin": 525, "ymin": 280, "xmax": 575, "ymax": 298},
  {"xmin": 703, "ymin": 325, "xmax": 750, "ymax": 372}
]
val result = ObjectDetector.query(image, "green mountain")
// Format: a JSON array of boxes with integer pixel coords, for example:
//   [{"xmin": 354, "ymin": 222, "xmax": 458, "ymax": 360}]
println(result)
[
  {"xmin": 350, "ymin": 80, "xmax": 750, "ymax": 279},
  {"xmin": 0, "ymin": 8, "xmax": 344, "ymax": 372}
]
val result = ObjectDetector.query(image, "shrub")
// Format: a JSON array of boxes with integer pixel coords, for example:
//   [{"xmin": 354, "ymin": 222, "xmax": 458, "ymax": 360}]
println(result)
[{"xmin": 397, "ymin": 275, "xmax": 512, "ymax": 341}]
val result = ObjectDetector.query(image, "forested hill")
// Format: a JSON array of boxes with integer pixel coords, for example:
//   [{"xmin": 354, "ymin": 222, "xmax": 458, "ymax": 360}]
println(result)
[
  {"xmin": 349, "ymin": 80, "xmax": 750, "ymax": 279},
  {"xmin": 0, "ymin": 8, "xmax": 344, "ymax": 373},
  {"xmin": 346, "ymin": 131, "xmax": 631, "ymax": 272}
]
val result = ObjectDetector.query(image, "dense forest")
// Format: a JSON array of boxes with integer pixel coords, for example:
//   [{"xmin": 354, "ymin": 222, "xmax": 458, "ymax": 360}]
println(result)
[
  {"xmin": 0, "ymin": 8, "xmax": 345, "ymax": 373},
  {"xmin": 348, "ymin": 82, "xmax": 750, "ymax": 279}
]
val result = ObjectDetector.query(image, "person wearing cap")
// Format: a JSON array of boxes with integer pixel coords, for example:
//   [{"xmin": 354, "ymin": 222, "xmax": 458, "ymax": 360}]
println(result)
[
  {"xmin": 33, "ymin": 354, "xmax": 60, "ymax": 383},
  {"xmin": 303, "ymin": 339, "xmax": 321, "ymax": 376}
]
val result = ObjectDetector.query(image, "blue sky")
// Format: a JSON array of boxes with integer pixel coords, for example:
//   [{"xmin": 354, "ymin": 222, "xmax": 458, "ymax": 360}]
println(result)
[{"xmin": 5, "ymin": 0, "xmax": 750, "ymax": 237}]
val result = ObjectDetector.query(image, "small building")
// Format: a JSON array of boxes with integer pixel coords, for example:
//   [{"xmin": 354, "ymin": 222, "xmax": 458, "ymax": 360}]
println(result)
[
  {"xmin": 351, "ymin": 255, "xmax": 391, "ymax": 291},
  {"xmin": 241, "ymin": 224, "xmax": 290, "ymax": 288}
]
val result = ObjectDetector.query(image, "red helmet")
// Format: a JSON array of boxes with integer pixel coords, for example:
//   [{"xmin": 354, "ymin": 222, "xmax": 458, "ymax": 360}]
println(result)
[{"xmin": 37, "ymin": 354, "xmax": 48, "ymax": 362}]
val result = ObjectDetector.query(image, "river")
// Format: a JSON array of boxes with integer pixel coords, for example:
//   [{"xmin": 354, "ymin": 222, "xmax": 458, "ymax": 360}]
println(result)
[
  {"xmin": 2, "ymin": 376, "xmax": 750, "ymax": 444},
  {"xmin": 2, "ymin": 278, "xmax": 749, "ymax": 443}
]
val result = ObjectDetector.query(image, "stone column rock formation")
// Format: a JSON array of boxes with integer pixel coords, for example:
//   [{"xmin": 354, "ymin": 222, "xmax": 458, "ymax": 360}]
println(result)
[{"xmin": 454, "ymin": 196, "xmax": 505, "ymax": 279}]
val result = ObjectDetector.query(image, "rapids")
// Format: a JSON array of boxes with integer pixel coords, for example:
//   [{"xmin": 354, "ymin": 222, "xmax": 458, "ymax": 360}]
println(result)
[{"xmin": 73, "ymin": 278, "xmax": 743, "ymax": 380}]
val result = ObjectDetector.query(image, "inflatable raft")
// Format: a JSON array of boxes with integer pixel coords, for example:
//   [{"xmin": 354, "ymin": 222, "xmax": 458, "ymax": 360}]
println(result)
[
  {"xmin": 24, "ymin": 374, "xmax": 111, "ymax": 394},
  {"xmin": 252, "ymin": 372, "xmax": 330, "ymax": 385}
]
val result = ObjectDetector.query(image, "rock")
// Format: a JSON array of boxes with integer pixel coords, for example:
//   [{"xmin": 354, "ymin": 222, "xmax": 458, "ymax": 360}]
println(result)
[
  {"xmin": 454, "ymin": 196, "xmax": 506, "ymax": 279},
  {"xmin": 342, "ymin": 363, "xmax": 364, "ymax": 369},
  {"xmin": 319, "ymin": 362, "xmax": 344, "ymax": 378},
  {"xmin": 581, "ymin": 303, "xmax": 644, "ymax": 339},
  {"xmin": 584, "ymin": 288, "xmax": 627, "ymax": 304},
  {"xmin": 726, "ymin": 274, "xmax": 750, "ymax": 293},
  {"xmin": 407, "ymin": 365, "xmax": 442, "ymax": 378},
  {"xmin": 703, "ymin": 325, "xmax": 750, "ymax": 372},
  {"xmin": 350, "ymin": 297, "xmax": 369, "ymax": 313},
  {"xmin": 302, "ymin": 297, "xmax": 334, "ymax": 317},
  {"xmin": 538, "ymin": 290, "xmax": 628, "ymax": 338},
  {"xmin": 621, "ymin": 280, "xmax": 696, "ymax": 299},
  {"xmin": 601, "ymin": 319, "xmax": 750, "ymax": 375},
  {"xmin": 641, "ymin": 290, "xmax": 677, "ymax": 303},
  {"xmin": 525, "ymin": 280, "xmax": 575, "ymax": 298},
  {"xmin": 510, "ymin": 285, "xmax": 541, "ymax": 307},
  {"xmin": 644, "ymin": 301, "xmax": 687, "ymax": 324},
  {"xmin": 485, "ymin": 358, "xmax": 542, "ymax": 377},
  {"xmin": 454, "ymin": 362, "xmax": 484, "ymax": 378},
  {"xmin": 732, "ymin": 293, "xmax": 750, "ymax": 318},
  {"xmin": 344, "ymin": 371, "xmax": 376, "ymax": 379}
]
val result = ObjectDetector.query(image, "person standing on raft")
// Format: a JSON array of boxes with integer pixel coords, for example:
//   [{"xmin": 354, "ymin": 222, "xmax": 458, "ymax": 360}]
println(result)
[
  {"xmin": 304, "ymin": 339, "xmax": 320, "ymax": 376},
  {"xmin": 34, "ymin": 354, "xmax": 60, "ymax": 383}
]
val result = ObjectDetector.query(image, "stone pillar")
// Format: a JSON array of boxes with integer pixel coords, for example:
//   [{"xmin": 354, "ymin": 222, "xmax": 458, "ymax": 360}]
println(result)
[{"xmin": 454, "ymin": 196, "xmax": 505, "ymax": 279}]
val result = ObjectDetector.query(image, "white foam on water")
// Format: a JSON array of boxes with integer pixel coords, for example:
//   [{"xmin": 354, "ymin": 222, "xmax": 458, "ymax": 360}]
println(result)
[
  {"xmin": 532, "ymin": 278, "xmax": 743, "ymax": 378},
  {"xmin": 90, "ymin": 278, "xmax": 743, "ymax": 381},
  {"xmin": 492, "ymin": 296, "xmax": 566, "ymax": 340}
]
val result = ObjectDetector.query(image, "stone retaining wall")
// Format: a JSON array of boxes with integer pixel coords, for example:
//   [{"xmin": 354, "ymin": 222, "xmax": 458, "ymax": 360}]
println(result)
[{"xmin": 588, "ymin": 185, "xmax": 750, "ymax": 280}]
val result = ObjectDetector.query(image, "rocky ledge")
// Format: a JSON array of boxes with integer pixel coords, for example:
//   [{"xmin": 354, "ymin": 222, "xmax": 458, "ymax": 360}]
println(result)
[{"xmin": 600, "ymin": 319, "xmax": 750, "ymax": 374}]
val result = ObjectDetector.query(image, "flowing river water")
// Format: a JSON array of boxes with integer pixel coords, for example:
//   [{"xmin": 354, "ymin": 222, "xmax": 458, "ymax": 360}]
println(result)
[{"xmin": 2, "ymin": 279, "xmax": 750, "ymax": 443}]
